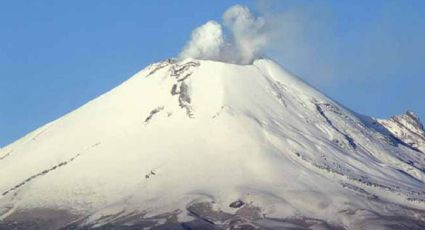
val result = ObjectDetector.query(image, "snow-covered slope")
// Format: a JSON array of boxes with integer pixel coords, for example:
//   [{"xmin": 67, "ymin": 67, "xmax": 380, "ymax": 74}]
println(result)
[
  {"xmin": 378, "ymin": 111, "xmax": 425, "ymax": 154},
  {"xmin": 1, "ymin": 58, "xmax": 425, "ymax": 229}
]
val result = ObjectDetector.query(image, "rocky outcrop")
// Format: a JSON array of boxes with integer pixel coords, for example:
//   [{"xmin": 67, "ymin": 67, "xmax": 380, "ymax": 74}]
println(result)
[{"xmin": 379, "ymin": 111, "xmax": 425, "ymax": 153}]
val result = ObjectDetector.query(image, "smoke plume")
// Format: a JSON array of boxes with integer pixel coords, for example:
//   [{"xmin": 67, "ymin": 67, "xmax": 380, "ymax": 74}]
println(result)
[{"xmin": 179, "ymin": 5, "xmax": 268, "ymax": 65}]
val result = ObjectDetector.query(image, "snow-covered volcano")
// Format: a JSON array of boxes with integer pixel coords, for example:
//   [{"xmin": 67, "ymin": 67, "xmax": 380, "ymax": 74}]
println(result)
[{"xmin": 1, "ymin": 58, "xmax": 425, "ymax": 229}]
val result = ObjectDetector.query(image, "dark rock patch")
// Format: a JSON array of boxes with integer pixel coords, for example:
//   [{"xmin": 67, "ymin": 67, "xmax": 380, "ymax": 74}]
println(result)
[{"xmin": 229, "ymin": 200, "xmax": 245, "ymax": 209}]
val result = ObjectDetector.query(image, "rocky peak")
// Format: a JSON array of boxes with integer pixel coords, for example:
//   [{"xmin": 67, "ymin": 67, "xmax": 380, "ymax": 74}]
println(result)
[
  {"xmin": 379, "ymin": 111, "xmax": 425, "ymax": 153},
  {"xmin": 404, "ymin": 111, "xmax": 424, "ymax": 130}
]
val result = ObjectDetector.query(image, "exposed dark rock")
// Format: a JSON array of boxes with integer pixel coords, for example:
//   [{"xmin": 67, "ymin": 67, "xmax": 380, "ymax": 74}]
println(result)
[
  {"xmin": 315, "ymin": 103, "xmax": 357, "ymax": 149},
  {"xmin": 2, "ymin": 205, "xmax": 425, "ymax": 230},
  {"xmin": 2, "ymin": 153, "xmax": 81, "ymax": 196},
  {"xmin": 2, "ymin": 142, "xmax": 100, "ymax": 197},
  {"xmin": 144, "ymin": 107, "xmax": 164, "ymax": 123},
  {"xmin": 168, "ymin": 61, "xmax": 199, "ymax": 118},
  {"xmin": 229, "ymin": 200, "xmax": 245, "ymax": 209},
  {"xmin": 146, "ymin": 59, "xmax": 176, "ymax": 77}
]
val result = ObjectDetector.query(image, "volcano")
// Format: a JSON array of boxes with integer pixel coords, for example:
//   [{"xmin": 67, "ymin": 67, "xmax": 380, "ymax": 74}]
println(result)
[{"xmin": 1, "ymin": 58, "xmax": 425, "ymax": 229}]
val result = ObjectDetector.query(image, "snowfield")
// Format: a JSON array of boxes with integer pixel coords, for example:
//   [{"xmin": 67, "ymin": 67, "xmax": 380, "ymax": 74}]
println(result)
[{"xmin": 1, "ymin": 58, "xmax": 425, "ymax": 229}]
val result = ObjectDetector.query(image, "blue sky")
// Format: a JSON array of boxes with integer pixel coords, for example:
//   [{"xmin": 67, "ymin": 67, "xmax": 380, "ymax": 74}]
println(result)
[{"xmin": 1, "ymin": 0, "xmax": 424, "ymax": 147}]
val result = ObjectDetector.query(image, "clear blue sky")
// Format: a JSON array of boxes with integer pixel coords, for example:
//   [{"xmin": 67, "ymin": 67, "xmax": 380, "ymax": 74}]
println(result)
[{"xmin": 1, "ymin": 0, "xmax": 424, "ymax": 147}]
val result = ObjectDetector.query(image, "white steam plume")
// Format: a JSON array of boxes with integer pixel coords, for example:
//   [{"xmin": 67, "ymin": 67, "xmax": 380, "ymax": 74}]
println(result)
[
  {"xmin": 222, "ymin": 5, "xmax": 267, "ymax": 64},
  {"xmin": 179, "ymin": 21, "xmax": 224, "ymax": 61},
  {"xmin": 179, "ymin": 5, "xmax": 268, "ymax": 65}
]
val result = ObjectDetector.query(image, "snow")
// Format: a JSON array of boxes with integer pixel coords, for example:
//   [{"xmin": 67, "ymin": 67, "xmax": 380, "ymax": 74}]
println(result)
[
  {"xmin": 1, "ymin": 58, "xmax": 425, "ymax": 228},
  {"xmin": 378, "ymin": 111, "xmax": 425, "ymax": 154}
]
